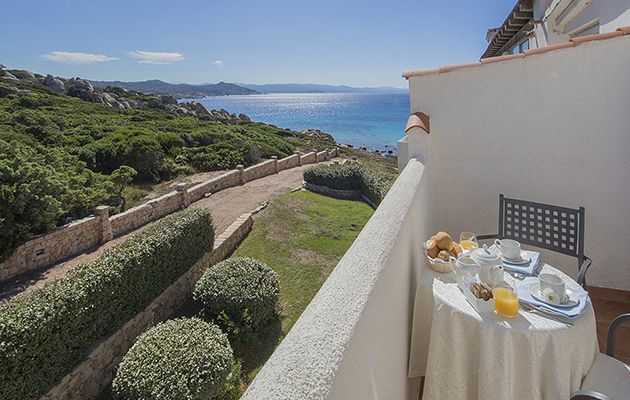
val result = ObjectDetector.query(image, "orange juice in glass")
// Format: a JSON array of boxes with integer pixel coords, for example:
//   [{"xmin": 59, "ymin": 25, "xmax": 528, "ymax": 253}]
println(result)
[
  {"xmin": 460, "ymin": 232, "xmax": 478, "ymax": 251},
  {"xmin": 493, "ymin": 281, "xmax": 520, "ymax": 317}
]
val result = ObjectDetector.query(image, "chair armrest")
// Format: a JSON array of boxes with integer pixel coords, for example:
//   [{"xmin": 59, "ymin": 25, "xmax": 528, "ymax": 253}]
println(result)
[
  {"xmin": 577, "ymin": 256, "xmax": 591, "ymax": 290},
  {"xmin": 571, "ymin": 390, "xmax": 615, "ymax": 400},
  {"xmin": 607, "ymin": 313, "xmax": 630, "ymax": 357},
  {"xmin": 476, "ymin": 234, "xmax": 498, "ymax": 241}
]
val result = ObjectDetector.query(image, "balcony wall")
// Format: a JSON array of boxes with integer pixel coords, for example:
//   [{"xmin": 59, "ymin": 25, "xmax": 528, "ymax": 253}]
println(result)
[
  {"xmin": 242, "ymin": 159, "xmax": 430, "ymax": 400},
  {"xmin": 401, "ymin": 34, "xmax": 630, "ymax": 290}
]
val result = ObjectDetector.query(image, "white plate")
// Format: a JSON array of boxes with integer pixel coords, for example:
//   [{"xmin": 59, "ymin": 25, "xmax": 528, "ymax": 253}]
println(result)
[
  {"xmin": 500, "ymin": 251, "xmax": 530, "ymax": 265},
  {"xmin": 528, "ymin": 282, "xmax": 578, "ymax": 308}
]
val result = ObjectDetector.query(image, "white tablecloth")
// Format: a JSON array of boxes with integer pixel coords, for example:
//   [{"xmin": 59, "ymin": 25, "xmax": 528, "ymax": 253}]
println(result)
[{"xmin": 408, "ymin": 263, "xmax": 598, "ymax": 400}]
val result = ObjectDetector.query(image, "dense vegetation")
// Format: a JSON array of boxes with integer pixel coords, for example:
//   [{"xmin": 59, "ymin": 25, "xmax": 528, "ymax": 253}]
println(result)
[
  {"xmin": 193, "ymin": 257, "xmax": 280, "ymax": 336},
  {"xmin": 303, "ymin": 162, "xmax": 397, "ymax": 206},
  {"xmin": 0, "ymin": 70, "xmax": 333, "ymax": 260},
  {"xmin": 112, "ymin": 318, "xmax": 234, "ymax": 400},
  {"xmin": 0, "ymin": 208, "xmax": 215, "ymax": 399}
]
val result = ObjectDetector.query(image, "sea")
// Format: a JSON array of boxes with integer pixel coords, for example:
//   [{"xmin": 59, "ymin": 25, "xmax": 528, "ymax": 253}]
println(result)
[{"xmin": 190, "ymin": 92, "xmax": 410, "ymax": 152}]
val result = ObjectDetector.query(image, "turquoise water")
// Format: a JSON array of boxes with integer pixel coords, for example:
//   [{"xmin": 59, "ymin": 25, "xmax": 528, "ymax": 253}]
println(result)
[{"xmin": 191, "ymin": 92, "xmax": 410, "ymax": 151}]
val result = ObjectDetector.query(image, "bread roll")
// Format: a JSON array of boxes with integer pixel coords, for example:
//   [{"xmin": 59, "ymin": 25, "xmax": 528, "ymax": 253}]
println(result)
[
  {"xmin": 437, "ymin": 250, "xmax": 453, "ymax": 261},
  {"xmin": 435, "ymin": 231, "xmax": 454, "ymax": 250},
  {"xmin": 452, "ymin": 242, "xmax": 463, "ymax": 256},
  {"xmin": 426, "ymin": 239, "xmax": 439, "ymax": 258}
]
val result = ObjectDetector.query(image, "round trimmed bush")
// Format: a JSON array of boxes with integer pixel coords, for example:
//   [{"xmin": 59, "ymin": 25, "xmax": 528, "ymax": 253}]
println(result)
[
  {"xmin": 193, "ymin": 257, "xmax": 280, "ymax": 331},
  {"xmin": 112, "ymin": 318, "xmax": 233, "ymax": 400}
]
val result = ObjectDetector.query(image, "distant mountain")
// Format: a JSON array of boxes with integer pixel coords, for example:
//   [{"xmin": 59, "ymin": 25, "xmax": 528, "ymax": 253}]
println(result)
[
  {"xmin": 236, "ymin": 83, "xmax": 408, "ymax": 94},
  {"xmin": 87, "ymin": 79, "xmax": 259, "ymax": 99}
]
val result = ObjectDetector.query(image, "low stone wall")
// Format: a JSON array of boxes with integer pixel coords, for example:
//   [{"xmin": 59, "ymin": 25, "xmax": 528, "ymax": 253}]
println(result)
[
  {"xmin": 300, "ymin": 151, "xmax": 317, "ymax": 164},
  {"xmin": 0, "ymin": 216, "xmax": 102, "ymax": 281},
  {"xmin": 244, "ymin": 159, "xmax": 276, "ymax": 181},
  {"xmin": 1, "ymin": 149, "xmax": 338, "ymax": 283},
  {"xmin": 304, "ymin": 182, "xmax": 362, "ymax": 201},
  {"xmin": 278, "ymin": 154, "xmax": 299, "ymax": 171},
  {"xmin": 316, "ymin": 150, "xmax": 329, "ymax": 162},
  {"xmin": 41, "ymin": 213, "xmax": 254, "ymax": 400}
]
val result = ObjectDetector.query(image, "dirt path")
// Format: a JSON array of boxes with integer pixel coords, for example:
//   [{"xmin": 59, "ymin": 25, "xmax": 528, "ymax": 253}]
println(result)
[{"xmin": 0, "ymin": 161, "xmax": 335, "ymax": 302}]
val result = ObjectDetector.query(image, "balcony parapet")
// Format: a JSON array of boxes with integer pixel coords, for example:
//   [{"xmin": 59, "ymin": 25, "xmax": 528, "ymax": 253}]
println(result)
[{"xmin": 242, "ymin": 159, "xmax": 428, "ymax": 399}]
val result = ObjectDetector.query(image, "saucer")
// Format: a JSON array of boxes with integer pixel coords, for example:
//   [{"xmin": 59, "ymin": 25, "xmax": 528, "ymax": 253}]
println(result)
[
  {"xmin": 500, "ymin": 251, "xmax": 530, "ymax": 265},
  {"xmin": 528, "ymin": 282, "xmax": 578, "ymax": 308}
]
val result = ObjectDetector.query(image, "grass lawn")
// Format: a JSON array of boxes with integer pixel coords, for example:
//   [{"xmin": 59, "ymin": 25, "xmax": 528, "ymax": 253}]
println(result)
[{"xmin": 230, "ymin": 189, "xmax": 374, "ymax": 381}]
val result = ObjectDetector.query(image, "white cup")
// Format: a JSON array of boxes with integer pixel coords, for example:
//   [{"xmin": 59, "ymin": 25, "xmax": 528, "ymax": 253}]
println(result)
[
  {"xmin": 495, "ymin": 239, "xmax": 521, "ymax": 260},
  {"xmin": 539, "ymin": 273, "xmax": 567, "ymax": 303}
]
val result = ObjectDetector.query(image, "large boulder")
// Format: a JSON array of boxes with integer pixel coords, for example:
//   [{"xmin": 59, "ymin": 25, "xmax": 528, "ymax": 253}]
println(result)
[
  {"xmin": 301, "ymin": 128, "xmax": 335, "ymax": 143},
  {"xmin": 2, "ymin": 71, "xmax": 19, "ymax": 81},
  {"xmin": 160, "ymin": 94, "xmax": 178, "ymax": 105},
  {"xmin": 190, "ymin": 101, "xmax": 211, "ymax": 115},
  {"xmin": 43, "ymin": 75, "xmax": 65, "ymax": 93},
  {"xmin": 101, "ymin": 92, "xmax": 116, "ymax": 104},
  {"xmin": 65, "ymin": 77, "xmax": 93, "ymax": 92},
  {"xmin": 238, "ymin": 113, "xmax": 252, "ymax": 122},
  {"xmin": 91, "ymin": 91, "xmax": 103, "ymax": 103}
]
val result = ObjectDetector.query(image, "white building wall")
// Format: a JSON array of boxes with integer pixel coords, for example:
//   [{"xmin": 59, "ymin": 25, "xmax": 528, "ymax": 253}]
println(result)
[
  {"xmin": 405, "ymin": 34, "xmax": 630, "ymax": 290},
  {"xmin": 533, "ymin": 0, "xmax": 630, "ymax": 47}
]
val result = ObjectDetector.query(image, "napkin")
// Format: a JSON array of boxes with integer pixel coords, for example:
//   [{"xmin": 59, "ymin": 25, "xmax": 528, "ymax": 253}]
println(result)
[
  {"xmin": 489, "ymin": 244, "xmax": 540, "ymax": 275},
  {"xmin": 517, "ymin": 277, "xmax": 589, "ymax": 319}
]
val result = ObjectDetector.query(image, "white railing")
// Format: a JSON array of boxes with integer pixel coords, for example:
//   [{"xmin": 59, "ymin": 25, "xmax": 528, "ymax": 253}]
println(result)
[{"xmin": 242, "ymin": 158, "xmax": 429, "ymax": 400}]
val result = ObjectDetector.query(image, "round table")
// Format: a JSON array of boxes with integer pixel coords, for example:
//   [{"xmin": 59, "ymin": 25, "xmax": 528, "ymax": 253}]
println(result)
[{"xmin": 408, "ymin": 263, "xmax": 598, "ymax": 400}]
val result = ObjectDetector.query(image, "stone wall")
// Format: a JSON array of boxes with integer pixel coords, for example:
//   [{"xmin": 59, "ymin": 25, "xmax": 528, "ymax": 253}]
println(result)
[
  {"xmin": 300, "ymin": 151, "xmax": 317, "ymax": 164},
  {"xmin": 304, "ymin": 182, "xmax": 361, "ymax": 201},
  {"xmin": 1, "ymin": 150, "xmax": 338, "ymax": 283},
  {"xmin": 278, "ymin": 154, "xmax": 299, "ymax": 171},
  {"xmin": 41, "ymin": 213, "xmax": 254, "ymax": 400},
  {"xmin": 244, "ymin": 159, "xmax": 276, "ymax": 182},
  {"xmin": 0, "ymin": 216, "xmax": 101, "ymax": 281}
]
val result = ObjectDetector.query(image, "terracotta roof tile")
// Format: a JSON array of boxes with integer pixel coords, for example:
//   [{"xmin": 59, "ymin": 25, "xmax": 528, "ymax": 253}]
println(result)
[
  {"xmin": 403, "ymin": 27, "xmax": 629, "ymax": 80},
  {"xmin": 439, "ymin": 62, "xmax": 482, "ymax": 73},
  {"xmin": 405, "ymin": 112, "xmax": 430, "ymax": 134},
  {"xmin": 523, "ymin": 41, "xmax": 575, "ymax": 56},
  {"xmin": 402, "ymin": 68, "xmax": 439, "ymax": 79},
  {"xmin": 571, "ymin": 31, "xmax": 624, "ymax": 44},
  {"xmin": 480, "ymin": 53, "xmax": 526, "ymax": 64}
]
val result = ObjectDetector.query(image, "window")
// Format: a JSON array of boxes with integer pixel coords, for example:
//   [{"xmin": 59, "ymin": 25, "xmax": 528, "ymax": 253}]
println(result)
[{"xmin": 508, "ymin": 38, "xmax": 530, "ymax": 54}]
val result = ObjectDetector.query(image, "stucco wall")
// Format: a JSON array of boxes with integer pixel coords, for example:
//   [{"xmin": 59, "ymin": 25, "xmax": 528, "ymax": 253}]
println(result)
[
  {"xmin": 404, "ymin": 35, "xmax": 630, "ymax": 289},
  {"xmin": 242, "ymin": 159, "xmax": 428, "ymax": 400},
  {"xmin": 533, "ymin": 0, "xmax": 630, "ymax": 46}
]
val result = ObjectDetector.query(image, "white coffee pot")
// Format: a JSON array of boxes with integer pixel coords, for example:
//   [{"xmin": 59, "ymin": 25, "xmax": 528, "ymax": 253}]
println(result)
[{"xmin": 470, "ymin": 244, "xmax": 503, "ymax": 284}]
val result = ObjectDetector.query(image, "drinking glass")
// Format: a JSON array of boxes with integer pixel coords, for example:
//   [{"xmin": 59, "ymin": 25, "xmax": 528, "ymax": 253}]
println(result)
[
  {"xmin": 459, "ymin": 232, "xmax": 478, "ymax": 251},
  {"xmin": 493, "ymin": 279, "xmax": 520, "ymax": 317}
]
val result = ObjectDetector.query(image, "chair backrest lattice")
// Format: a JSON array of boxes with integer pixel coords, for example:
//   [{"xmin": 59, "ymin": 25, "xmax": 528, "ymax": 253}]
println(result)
[{"xmin": 498, "ymin": 194, "xmax": 585, "ymax": 261}]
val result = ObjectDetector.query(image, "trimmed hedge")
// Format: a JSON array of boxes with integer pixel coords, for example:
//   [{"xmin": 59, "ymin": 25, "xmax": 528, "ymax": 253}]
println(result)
[
  {"xmin": 0, "ymin": 208, "xmax": 215, "ymax": 400},
  {"xmin": 193, "ymin": 257, "xmax": 280, "ymax": 332},
  {"xmin": 303, "ymin": 162, "xmax": 396, "ymax": 206},
  {"xmin": 112, "ymin": 318, "xmax": 233, "ymax": 400}
]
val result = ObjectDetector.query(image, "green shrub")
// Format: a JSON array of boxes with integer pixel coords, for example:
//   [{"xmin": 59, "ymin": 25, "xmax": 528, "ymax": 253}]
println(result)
[
  {"xmin": 112, "ymin": 318, "xmax": 233, "ymax": 400},
  {"xmin": 0, "ymin": 208, "xmax": 215, "ymax": 399},
  {"xmin": 303, "ymin": 162, "xmax": 396, "ymax": 206},
  {"xmin": 193, "ymin": 257, "xmax": 279, "ymax": 333}
]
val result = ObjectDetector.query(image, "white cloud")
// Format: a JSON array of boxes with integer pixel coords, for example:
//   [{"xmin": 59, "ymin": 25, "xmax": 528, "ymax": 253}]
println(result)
[
  {"xmin": 40, "ymin": 51, "xmax": 119, "ymax": 65},
  {"xmin": 128, "ymin": 51, "xmax": 184, "ymax": 65},
  {"xmin": 211, "ymin": 60, "xmax": 224, "ymax": 69}
]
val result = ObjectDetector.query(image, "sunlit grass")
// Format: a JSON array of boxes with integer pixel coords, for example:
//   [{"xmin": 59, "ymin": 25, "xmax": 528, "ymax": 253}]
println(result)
[{"xmin": 230, "ymin": 189, "xmax": 374, "ymax": 380}]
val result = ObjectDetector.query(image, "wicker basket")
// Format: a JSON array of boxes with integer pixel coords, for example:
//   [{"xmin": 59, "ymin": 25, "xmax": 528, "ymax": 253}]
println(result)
[{"xmin": 423, "ymin": 241, "xmax": 456, "ymax": 274}]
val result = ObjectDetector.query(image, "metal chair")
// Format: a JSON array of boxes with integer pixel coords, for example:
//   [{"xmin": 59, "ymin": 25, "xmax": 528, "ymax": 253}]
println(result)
[
  {"xmin": 571, "ymin": 313, "xmax": 630, "ymax": 400},
  {"xmin": 477, "ymin": 194, "xmax": 592, "ymax": 289}
]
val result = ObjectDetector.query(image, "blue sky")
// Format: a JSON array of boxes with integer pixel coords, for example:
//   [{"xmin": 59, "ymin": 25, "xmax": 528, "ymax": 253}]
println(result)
[{"xmin": 1, "ymin": 0, "xmax": 516, "ymax": 88}]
